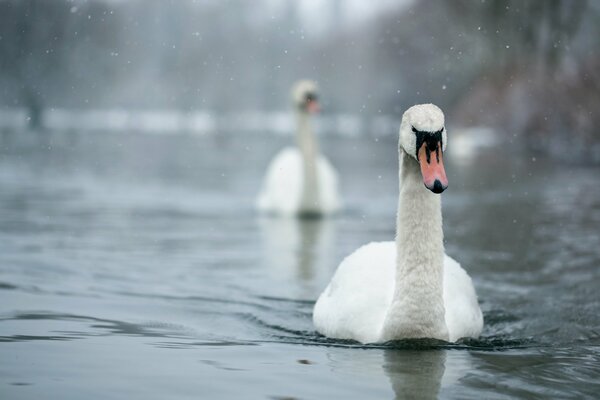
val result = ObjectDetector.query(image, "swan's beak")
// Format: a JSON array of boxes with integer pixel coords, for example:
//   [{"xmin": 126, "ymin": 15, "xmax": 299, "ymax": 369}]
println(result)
[
  {"xmin": 306, "ymin": 99, "xmax": 320, "ymax": 114},
  {"xmin": 418, "ymin": 142, "xmax": 448, "ymax": 194}
]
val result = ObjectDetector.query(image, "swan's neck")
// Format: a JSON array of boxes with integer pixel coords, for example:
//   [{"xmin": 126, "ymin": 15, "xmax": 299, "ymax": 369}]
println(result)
[
  {"xmin": 381, "ymin": 151, "xmax": 448, "ymax": 341},
  {"xmin": 296, "ymin": 111, "xmax": 320, "ymax": 213}
]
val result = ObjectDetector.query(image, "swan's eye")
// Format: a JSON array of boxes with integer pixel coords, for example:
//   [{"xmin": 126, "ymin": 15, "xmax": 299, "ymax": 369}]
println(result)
[
  {"xmin": 412, "ymin": 126, "xmax": 417, "ymax": 133},
  {"xmin": 440, "ymin": 127, "xmax": 444, "ymax": 132}
]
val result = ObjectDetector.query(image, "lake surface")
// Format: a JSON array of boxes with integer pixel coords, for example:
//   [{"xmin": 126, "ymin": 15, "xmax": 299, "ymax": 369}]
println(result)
[{"xmin": 1, "ymin": 128, "xmax": 599, "ymax": 399}]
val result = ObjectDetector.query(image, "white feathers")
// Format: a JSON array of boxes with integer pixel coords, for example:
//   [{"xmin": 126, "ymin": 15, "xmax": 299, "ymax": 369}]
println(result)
[
  {"xmin": 313, "ymin": 103, "xmax": 483, "ymax": 344},
  {"xmin": 291, "ymin": 80, "xmax": 318, "ymax": 109},
  {"xmin": 313, "ymin": 242, "xmax": 483, "ymax": 343},
  {"xmin": 257, "ymin": 80, "xmax": 341, "ymax": 217},
  {"xmin": 256, "ymin": 147, "xmax": 341, "ymax": 216},
  {"xmin": 399, "ymin": 103, "xmax": 447, "ymax": 159},
  {"xmin": 313, "ymin": 242, "xmax": 395, "ymax": 344}
]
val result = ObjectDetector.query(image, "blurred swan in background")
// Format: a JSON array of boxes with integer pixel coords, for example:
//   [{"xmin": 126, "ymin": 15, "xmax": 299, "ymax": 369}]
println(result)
[
  {"xmin": 256, "ymin": 80, "xmax": 341, "ymax": 217},
  {"xmin": 314, "ymin": 104, "xmax": 483, "ymax": 343}
]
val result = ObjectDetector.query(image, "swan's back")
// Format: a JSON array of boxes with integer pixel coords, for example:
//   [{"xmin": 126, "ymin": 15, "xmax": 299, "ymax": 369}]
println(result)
[
  {"xmin": 257, "ymin": 147, "xmax": 340, "ymax": 215},
  {"xmin": 313, "ymin": 241, "xmax": 483, "ymax": 343}
]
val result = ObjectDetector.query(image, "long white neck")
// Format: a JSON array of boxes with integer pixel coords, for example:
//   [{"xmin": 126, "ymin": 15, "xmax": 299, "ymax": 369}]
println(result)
[
  {"xmin": 296, "ymin": 111, "xmax": 320, "ymax": 213},
  {"xmin": 380, "ymin": 150, "xmax": 448, "ymax": 341}
]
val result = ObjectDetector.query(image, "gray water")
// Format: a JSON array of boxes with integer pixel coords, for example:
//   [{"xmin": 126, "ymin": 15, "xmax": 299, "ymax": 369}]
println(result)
[{"xmin": 0, "ymin": 129, "xmax": 599, "ymax": 399}]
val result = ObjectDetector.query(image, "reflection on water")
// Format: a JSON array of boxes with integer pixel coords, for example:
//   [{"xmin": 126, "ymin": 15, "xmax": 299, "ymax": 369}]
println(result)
[
  {"xmin": 384, "ymin": 350, "xmax": 446, "ymax": 400},
  {"xmin": 0, "ymin": 130, "xmax": 599, "ymax": 399},
  {"xmin": 259, "ymin": 216, "xmax": 336, "ymax": 297}
]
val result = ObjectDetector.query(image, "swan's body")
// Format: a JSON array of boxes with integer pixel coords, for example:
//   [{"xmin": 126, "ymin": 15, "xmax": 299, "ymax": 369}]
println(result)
[
  {"xmin": 313, "ymin": 242, "xmax": 482, "ymax": 343},
  {"xmin": 257, "ymin": 147, "xmax": 340, "ymax": 216},
  {"xmin": 313, "ymin": 104, "xmax": 483, "ymax": 343},
  {"xmin": 257, "ymin": 80, "xmax": 341, "ymax": 217}
]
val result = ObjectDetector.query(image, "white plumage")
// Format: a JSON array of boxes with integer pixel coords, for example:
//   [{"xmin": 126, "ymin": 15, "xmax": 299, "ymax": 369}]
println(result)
[
  {"xmin": 313, "ymin": 242, "xmax": 483, "ymax": 343},
  {"xmin": 257, "ymin": 80, "xmax": 341, "ymax": 217},
  {"xmin": 257, "ymin": 147, "xmax": 340, "ymax": 216},
  {"xmin": 313, "ymin": 104, "xmax": 483, "ymax": 343}
]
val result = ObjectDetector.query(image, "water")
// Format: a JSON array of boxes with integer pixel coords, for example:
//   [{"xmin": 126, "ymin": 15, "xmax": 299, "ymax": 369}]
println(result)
[{"xmin": 1, "ymin": 129, "xmax": 599, "ymax": 399}]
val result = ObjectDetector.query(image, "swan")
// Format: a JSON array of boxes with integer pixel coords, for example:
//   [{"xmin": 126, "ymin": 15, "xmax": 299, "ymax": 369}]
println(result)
[
  {"xmin": 256, "ymin": 80, "xmax": 341, "ymax": 217},
  {"xmin": 313, "ymin": 104, "xmax": 483, "ymax": 343}
]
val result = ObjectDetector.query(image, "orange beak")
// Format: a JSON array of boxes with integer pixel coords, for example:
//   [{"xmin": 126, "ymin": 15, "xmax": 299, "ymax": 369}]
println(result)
[
  {"xmin": 418, "ymin": 142, "xmax": 448, "ymax": 194},
  {"xmin": 306, "ymin": 99, "xmax": 320, "ymax": 114}
]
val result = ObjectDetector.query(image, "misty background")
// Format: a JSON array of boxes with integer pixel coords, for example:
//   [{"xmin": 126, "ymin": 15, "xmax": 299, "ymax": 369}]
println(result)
[
  {"xmin": 2, "ymin": 2, "xmax": 600, "ymax": 398},
  {"xmin": 0, "ymin": 0, "xmax": 599, "ymax": 160}
]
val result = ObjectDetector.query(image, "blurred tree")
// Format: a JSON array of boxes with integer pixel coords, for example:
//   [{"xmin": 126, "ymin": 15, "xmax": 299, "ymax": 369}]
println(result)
[
  {"xmin": 0, "ymin": 0, "xmax": 127, "ymax": 126},
  {"xmin": 0, "ymin": 0, "xmax": 70, "ymax": 128}
]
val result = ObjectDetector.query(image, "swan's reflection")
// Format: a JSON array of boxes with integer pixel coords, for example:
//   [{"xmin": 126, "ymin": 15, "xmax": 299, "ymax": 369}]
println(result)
[
  {"xmin": 383, "ymin": 349, "xmax": 446, "ymax": 400},
  {"xmin": 321, "ymin": 346, "xmax": 460, "ymax": 398},
  {"xmin": 258, "ymin": 216, "xmax": 336, "ymax": 297}
]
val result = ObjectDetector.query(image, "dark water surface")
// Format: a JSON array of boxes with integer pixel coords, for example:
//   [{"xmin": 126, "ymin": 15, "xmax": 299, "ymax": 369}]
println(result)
[{"xmin": 1, "ymin": 129, "xmax": 599, "ymax": 399}]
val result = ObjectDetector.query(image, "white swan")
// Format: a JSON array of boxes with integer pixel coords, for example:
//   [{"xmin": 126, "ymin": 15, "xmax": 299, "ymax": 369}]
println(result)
[
  {"xmin": 313, "ymin": 104, "xmax": 483, "ymax": 343},
  {"xmin": 256, "ymin": 80, "xmax": 341, "ymax": 217}
]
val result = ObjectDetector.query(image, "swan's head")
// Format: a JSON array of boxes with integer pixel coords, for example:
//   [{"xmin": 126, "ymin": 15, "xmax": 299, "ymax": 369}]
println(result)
[
  {"xmin": 291, "ymin": 80, "xmax": 320, "ymax": 114},
  {"xmin": 399, "ymin": 104, "xmax": 448, "ymax": 194}
]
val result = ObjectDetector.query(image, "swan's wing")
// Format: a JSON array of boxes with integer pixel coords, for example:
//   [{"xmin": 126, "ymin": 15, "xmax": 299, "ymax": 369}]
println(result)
[
  {"xmin": 317, "ymin": 155, "xmax": 341, "ymax": 213},
  {"xmin": 256, "ymin": 147, "xmax": 302, "ymax": 215},
  {"xmin": 313, "ymin": 241, "xmax": 396, "ymax": 343},
  {"xmin": 443, "ymin": 255, "xmax": 483, "ymax": 341}
]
